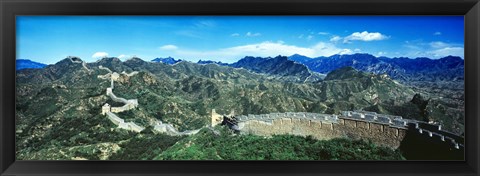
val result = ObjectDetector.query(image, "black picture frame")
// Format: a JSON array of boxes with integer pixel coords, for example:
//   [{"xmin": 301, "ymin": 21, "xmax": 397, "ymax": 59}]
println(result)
[{"xmin": 1, "ymin": 0, "xmax": 479, "ymax": 175}]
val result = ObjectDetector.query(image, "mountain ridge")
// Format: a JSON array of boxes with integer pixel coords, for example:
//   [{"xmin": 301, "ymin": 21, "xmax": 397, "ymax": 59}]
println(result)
[
  {"xmin": 16, "ymin": 59, "xmax": 47, "ymax": 71},
  {"xmin": 151, "ymin": 57, "xmax": 182, "ymax": 65},
  {"xmin": 288, "ymin": 53, "xmax": 464, "ymax": 83}
]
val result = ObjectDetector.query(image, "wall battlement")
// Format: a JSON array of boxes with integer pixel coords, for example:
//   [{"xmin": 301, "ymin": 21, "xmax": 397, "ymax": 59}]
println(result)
[
  {"xmin": 341, "ymin": 110, "xmax": 463, "ymax": 149},
  {"xmin": 410, "ymin": 122, "xmax": 464, "ymax": 150},
  {"xmin": 342, "ymin": 111, "xmax": 408, "ymax": 129}
]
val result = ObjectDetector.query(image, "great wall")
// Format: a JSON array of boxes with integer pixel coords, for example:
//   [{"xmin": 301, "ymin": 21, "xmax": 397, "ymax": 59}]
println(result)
[
  {"xmin": 69, "ymin": 57, "xmax": 464, "ymax": 158},
  {"xmin": 93, "ymin": 60, "xmax": 199, "ymax": 135},
  {"xmin": 69, "ymin": 56, "xmax": 92, "ymax": 73},
  {"xmin": 211, "ymin": 109, "xmax": 464, "ymax": 152}
]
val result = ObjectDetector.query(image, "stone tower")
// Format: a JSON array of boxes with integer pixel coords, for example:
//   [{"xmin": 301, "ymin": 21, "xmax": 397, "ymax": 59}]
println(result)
[
  {"xmin": 101, "ymin": 103, "xmax": 111, "ymax": 115},
  {"xmin": 211, "ymin": 109, "xmax": 223, "ymax": 127}
]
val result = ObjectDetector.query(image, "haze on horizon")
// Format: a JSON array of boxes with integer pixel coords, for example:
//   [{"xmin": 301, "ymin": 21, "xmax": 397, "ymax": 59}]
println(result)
[{"xmin": 16, "ymin": 16, "xmax": 464, "ymax": 64}]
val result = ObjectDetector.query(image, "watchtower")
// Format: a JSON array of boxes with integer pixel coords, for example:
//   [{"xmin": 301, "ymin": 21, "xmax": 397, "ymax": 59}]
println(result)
[
  {"xmin": 101, "ymin": 103, "xmax": 111, "ymax": 115},
  {"xmin": 211, "ymin": 109, "xmax": 224, "ymax": 127}
]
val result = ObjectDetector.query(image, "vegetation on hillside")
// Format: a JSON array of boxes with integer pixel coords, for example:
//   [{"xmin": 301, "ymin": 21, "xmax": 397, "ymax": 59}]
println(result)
[{"xmin": 156, "ymin": 127, "xmax": 405, "ymax": 160}]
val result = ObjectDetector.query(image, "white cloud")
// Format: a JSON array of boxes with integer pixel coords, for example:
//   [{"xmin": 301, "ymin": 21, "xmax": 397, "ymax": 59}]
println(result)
[
  {"xmin": 343, "ymin": 31, "xmax": 389, "ymax": 43},
  {"xmin": 118, "ymin": 54, "xmax": 131, "ymax": 60},
  {"xmin": 429, "ymin": 41, "xmax": 449, "ymax": 48},
  {"xmin": 318, "ymin": 32, "xmax": 330, "ymax": 35},
  {"xmin": 246, "ymin": 32, "xmax": 261, "ymax": 37},
  {"xmin": 159, "ymin": 45, "xmax": 178, "ymax": 50},
  {"xmin": 354, "ymin": 48, "xmax": 362, "ymax": 52},
  {"xmin": 194, "ymin": 20, "xmax": 216, "ymax": 28},
  {"xmin": 330, "ymin": 36, "xmax": 342, "ymax": 42},
  {"xmin": 167, "ymin": 41, "xmax": 352, "ymax": 63},
  {"xmin": 403, "ymin": 40, "xmax": 464, "ymax": 58},
  {"xmin": 231, "ymin": 33, "xmax": 240, "ymax": 37},
  {"xmin": 298, "ymin": 34, "xmax": 304, "ymax": 39},
  {"xmin": 311, "ymin": 42, "xmax": 352, "ymax": 56},
  {"xmin": 376, "ymin": 51, "xmax": 388, "ymax": 56},
  {"xmin": 306, "ymin": 35, "xmax": 314, "ymax": 40},
  {"xmin": 433, "ymin": 32, "xmax": 442, "ymax": 35},
  {"xmin": 92, "ymin": 52, "xmax": 109, "ymax": 59},
  {"xmin": 429, "ymin": 47, "xmax": 464, "ymax": 58},
  {"xmin": 403, "ymin": 44, "xmax": 421, "ymax": 50}
]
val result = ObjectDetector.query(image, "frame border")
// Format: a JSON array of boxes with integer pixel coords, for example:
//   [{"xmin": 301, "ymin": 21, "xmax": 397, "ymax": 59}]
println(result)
[{"xmin": 1, "ymin": 0, "xmax": 479, "ymax": 176}]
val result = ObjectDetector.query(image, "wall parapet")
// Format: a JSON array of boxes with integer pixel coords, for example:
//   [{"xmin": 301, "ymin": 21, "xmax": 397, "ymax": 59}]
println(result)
[
  {"xmin": 235, "ymin": 112, "xmax": 338, "ymax": 124},
  {"xmin": 412, "ymin": 122, "xmax": 463, "ymax": 150},
  {"xmin": 342, "ymin": 110, "xmax": 463, "ymax": 149},
  {"xmin": 342, "ymin": 111, "xmax": 406, "ymax": 127},
  {"xmin": 106, "ymin": 112, "xmax": 145, "ymax": 133}
]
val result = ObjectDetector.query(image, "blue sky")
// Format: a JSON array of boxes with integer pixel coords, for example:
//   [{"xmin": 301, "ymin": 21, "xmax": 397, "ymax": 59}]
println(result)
[{"xmin": 17, "ymin": 16, "xmax": 464, "ymax": 64}]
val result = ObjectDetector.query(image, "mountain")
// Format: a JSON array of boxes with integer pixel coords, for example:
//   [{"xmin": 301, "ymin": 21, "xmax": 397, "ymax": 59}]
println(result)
[
  {"xmin": 288, "ymin": 54, "xmax": 313, "ymax": 63},
  {"xmin": 197, "ymin": 60, "xmax": 229, "ymax": 66},
  {"xmin": 151, "ymin": 57, "xmax": 182, "ymax": 65},
  {"xmin": 230, "ymin": 55, "xmax": 323, "ymax": 82},
  {"xmin": 15, "ymin": 56, "xmax": 464, "ymax": 160},
  {"xmin": 289, "ymin": 54, "xmax": 465, "ymax": 133},
  {"xmin": 16, "ymin": 57, "xmax": 92, "ymax": 84},
  {"xmin": 288, "ymin": 54, "xmax": 464, "ymax": 82},
  {"xmin": 324, "ymin": 66, "xmax": 368, "ymax": 81},
  {"xmin": 16, "ymin": 59, "xmax": 47, "ymax": 70},
  {"xmin": 196, "ymin": 56, "xmax": 324, "ymax": 82}
]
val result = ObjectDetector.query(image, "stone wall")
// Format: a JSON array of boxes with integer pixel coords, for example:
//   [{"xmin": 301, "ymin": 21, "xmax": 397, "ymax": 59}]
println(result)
[
  {"xmin": 233, "ymin": 110, "xmax": 463, "ymax": 150},
  {"xmin": 121, "ymin": 71, "xmax": 139, "ymax": 77},
  {"xmin": 238, "ymin": 116, "xmax": 406, "ymax": 149},
  {"xmin": 105, "ymin": 88, "xmax": 138, "ymax": 113},
  {"xmin": 106, "ymin": 112, "xmax": 124, "ymax": 125},
  {"xmin": 236, "ymin": 112, "xmax": 338, "ymax": 123},
  {"xmin": 410, "ymin": 122, "xmax": 464, "ymax": 150},
  {"xmin": 100, "ymin": 68, "xmax": 142, "ymax": 133},
  {"xmin": 69, "ymin": 56, "xmax": 92, "ymax": 73},
  {"xmin": 105, "ymin": 112, "xmax": 145, "ymax": 133},
  {"xmin": 153, "ymin": 122, "xmax": 200, "ymax": 136}
]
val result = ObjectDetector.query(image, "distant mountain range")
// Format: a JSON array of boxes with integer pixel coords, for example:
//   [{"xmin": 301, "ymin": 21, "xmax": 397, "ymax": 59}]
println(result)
[
  {"xmin": 19, "ymin": 53, "xmax": 463, "ymax": 83},
  {"xmin": 16, "ymin": 59, "xmax": 47, "ymax": 70},
  {"xmin": 197, "ymin": 60, "xmax": 229, "ymax": 66},
  {"xmin": 288, "ymin": 53, "xmax": 464, "ymax": 83},
  {"xmin": 151, "ymin": 57, "xmax": 183, "ymax": 65},
  {"xmin": 152, "ymin": 53, "xmax": 464, "ymax": 84},
  {"xmin": 229, "ymin": 55, "xmax": 324, "ymax": 82}
]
